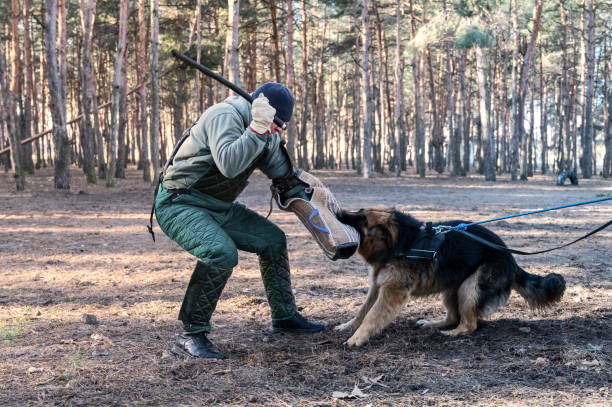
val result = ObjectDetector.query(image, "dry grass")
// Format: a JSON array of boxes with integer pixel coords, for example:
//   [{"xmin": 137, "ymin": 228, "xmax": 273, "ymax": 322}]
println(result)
[{"xmin": 1, "ymin": 166, "xmax": 611, "ymax": 406}]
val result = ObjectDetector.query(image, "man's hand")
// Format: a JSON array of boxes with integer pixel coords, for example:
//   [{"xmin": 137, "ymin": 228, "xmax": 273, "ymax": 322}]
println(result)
[{"xmin": 250, "ymin": 94, "xmax": 276, "ymax": 135}]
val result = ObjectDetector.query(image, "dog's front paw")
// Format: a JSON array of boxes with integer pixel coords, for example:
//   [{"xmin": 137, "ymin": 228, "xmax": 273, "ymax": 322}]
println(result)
[
  {"xmin": 440, "ymin": 326, "xmax": 474, "ymax": 336},
  {"xmin": 345, "ymin": 333, "xmax": 368, "ymax": 347},
  {"xmin": 334, "ymin": 320, "xmax": 355, "ymax": 332}
]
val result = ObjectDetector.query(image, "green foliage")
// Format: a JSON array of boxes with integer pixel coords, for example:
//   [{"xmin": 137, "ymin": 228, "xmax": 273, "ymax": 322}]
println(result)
[
  {"xmin": 2, "ymin": 327, "xmax": 23, "ymax": 344},
  {"xmin": 327, "ymin": 35, "xmax": 357, "ymax": 57},
  {"xmin": 454, "ymin": 26, "xmax": 493, "ymax": 49},
  {"xmin": 1, "ymin": 316, "xmax": 29, "ymax": 344},
  {"xmin": 454, "ymin": 0, "xmax": 503, "ymax": 17}
]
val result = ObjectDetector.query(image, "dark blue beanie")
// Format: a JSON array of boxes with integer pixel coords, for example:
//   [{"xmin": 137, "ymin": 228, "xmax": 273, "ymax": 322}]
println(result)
[{"xmin": 252, "ymin": 82, "xmax": 295, "ymax": 122}]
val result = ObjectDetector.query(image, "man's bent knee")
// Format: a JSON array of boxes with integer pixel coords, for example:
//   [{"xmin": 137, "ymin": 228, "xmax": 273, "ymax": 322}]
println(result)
[
  {"xmin": 262, "ymin": 229, "xmax": 287, "ymax": 258},
  {"xmin": 195, "ymin": 245, "xmax": 238, "ymax": 269}
]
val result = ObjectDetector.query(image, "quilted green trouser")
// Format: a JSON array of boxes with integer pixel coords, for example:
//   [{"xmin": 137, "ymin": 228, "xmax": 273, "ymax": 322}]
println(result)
[
  {"xmin": 155, "ymin": 185, "xmax": 297, "ymax": 331},
  {"xmin": 259, "ymin": 249, "xmax": 297, "ymax": 320},
  {"xmin": 179, "ymin": 261, "xmax": 233, "ymax": 333}
]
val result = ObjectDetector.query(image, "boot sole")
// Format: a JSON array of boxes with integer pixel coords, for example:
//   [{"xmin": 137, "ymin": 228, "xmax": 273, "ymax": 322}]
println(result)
[
  {"xmin": 171, "ymin": 343, "xmax": 224, "ymax": 359},
  {"xmin": 268, "ymin": 326, "xmax": 325, "ymax": 334}
]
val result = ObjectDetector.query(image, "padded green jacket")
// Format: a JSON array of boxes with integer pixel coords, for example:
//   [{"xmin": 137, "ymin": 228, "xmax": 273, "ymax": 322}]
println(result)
[{"xmin": 162, "ymin": 95, "xmax": 289, "ymax": 194}]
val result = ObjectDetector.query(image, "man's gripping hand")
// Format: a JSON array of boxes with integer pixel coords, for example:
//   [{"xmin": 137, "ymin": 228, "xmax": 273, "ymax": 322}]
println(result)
[{"xmin": 250, "ymin": 94, "xmax": 276, "ymax": 135}]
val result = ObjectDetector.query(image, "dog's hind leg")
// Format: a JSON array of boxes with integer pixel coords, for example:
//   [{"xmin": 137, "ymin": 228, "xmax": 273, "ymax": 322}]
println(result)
[
  {"xmin": 416, "ymin": 290, "xmax": 459, "ymax": 330},
  {"xmin": 335, "ymin": 272, "xmax": 380, "ymax": 332},
  {"xmin": 441, "ymin": 271, "xmax": 480, "ymax": 336},
  {"xmin": 345, "ymin": 284, "xmax": 408, "ymax": 347}
]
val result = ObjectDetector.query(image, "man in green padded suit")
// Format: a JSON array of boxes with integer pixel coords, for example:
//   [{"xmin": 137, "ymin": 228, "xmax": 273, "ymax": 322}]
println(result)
[{"xmin": 155, "ymin": 83, "xmax": 324, "ymax": 359}]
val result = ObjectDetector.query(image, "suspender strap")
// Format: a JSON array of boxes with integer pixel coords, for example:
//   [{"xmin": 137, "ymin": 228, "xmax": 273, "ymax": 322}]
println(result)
[{"xmin": 147, "ymin": 123, "xmax": 196, "ymax": 242}]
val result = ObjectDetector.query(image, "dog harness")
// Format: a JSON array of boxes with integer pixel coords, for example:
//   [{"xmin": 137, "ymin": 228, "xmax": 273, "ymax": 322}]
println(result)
[{"xmin": 395, "ymin": 223, "xmax": 446, "ymax": 262}]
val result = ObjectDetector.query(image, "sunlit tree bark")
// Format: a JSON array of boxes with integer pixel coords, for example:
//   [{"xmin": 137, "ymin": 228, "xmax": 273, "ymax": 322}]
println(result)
[
  {"xmin": 149, "ymin": 0, "xmax": 160, "ymax": 184},
  {"xmin": 45, "ymin": 0, "xmax": 70, "ymax": 189},
  {"xmin": 79, "ymin": 0, "xmax": 98, "ymax": 183},
  {"xmin": 360, "ymin": 0, "xmax": 373, "ymax": 178},
  {"xmin": 107, "ymin": 0, "xmax": 129, "ymax": 187}
]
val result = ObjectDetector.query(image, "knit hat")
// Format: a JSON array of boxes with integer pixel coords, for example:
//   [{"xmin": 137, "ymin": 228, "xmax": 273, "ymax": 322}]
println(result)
[{"xmin": 252, "ymin": 82, "xmax": 295, "ymax": 123}]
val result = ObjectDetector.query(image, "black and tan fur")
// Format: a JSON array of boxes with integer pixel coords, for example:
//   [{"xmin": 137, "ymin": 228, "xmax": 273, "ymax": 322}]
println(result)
[{"xmin": 335, "ymin": 209, "xmax": 566, "ymax": 347}]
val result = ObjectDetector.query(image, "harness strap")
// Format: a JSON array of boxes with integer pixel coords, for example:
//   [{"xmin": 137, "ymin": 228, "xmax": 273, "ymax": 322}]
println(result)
[
  {"xmin": 398, "ymin": 249, "xmax": 438, "ymax": 261},
  {"xmin": 147, "ymin": 171, "xmax": 164, "ymax": 242},
  {"xmin": 456, "ymin": 219, "xmax": 612, "ymax": 256},
  {"xmin": 394, "ymin": 224, "xmax": 445, "ymax": 262},
  {"xmin": 147, "ymin": 122, "xmax": 196, "ymax": 242}
]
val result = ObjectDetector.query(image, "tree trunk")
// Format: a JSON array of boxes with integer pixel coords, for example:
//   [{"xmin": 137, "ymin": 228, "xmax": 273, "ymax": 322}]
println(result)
[
  {"xmin": 426, "ymin": 48, "xmax": 444, "ymax": 174},
  {"xmin": 603, "ymin": 48, "xmax": 612, "ymax": 178},
  {"xmin": 447, "ymin": 60, "xmax": 458, "ymax": 175},
  {"xmin": 79, "ymin": 0, "xmax": 97, "ymax": 183},
  {"xmin": 106, "ymin": 0, "xmax": 128, "ymax": 187},
  {"xmin": 528, "ymin": 83, "xmax": 534, "ymax": 176},
  {"xmin": 40, "ymin": 45, "xmax": 49, "ymax": 168},
  {"xmin": 116, "ymin": 42, "xmax": 128, "ymax": 179},
  {"xmin": 393, "ymin": 0, "xmax": 404, "ymax": 176},
  {"xmin": 10, "ymin": 0, "xmax": 26, "ymax": 178},
  {"xmin": 174, "ymin": 67, "xmax": 186, "ymax": 143},
  {"xmin": 361, "ymin": 0, "xmax": 372, "ymax": 178},
  {"xmin": 540, "ymin": 41, "xmax": 548, "ymax": 174},
  {"xmin": 243, "ymin": 0, "xmax": 257, "ymax": 92},
  {"xmin": 352, "ymin": 15, "xmax": 361, "ymax": 172},
  {"xmin": 409, "ymin": 0, "xmax": 425, "ymax": 177},
  {"xmin": 298, "ymin": 0, "xmax": 309, "ymax": 169},
  {"xmin": 149, "ymin": 0, "xmax": 160, "ymax": 184},
  {"xmin": 269, "ymin": 0, "xmax": 281, "ymax": 83},
  {"xmin": 510, "ymin": 0, "xmax": 519, "ymax": 180},
  {"xmin": 460, "ymin": 51, "xmax": 470, "ymax": 175},
  {"xmin": 314, "ymin": 16, "xmax": 327, "ymax": 170},
  {"xmin": 581, "ymin": 0, "xmax": 595, "ymax": 178},
  {"xmin": 603, "ymin": 43, "xmax": 611, "ymax": 178},
  {"xmin": 45, "ymin": 0, "xmax": 70, "ymax": 189},
  {"xmin": 517, "ymin": 0, "xmax": 542, "ymax": 180},
  {"xmin": 21, "ymin": 0, "xmax": 35, "ymax": 173},
  {"xmin": 476, "ymin": 46, "xmax": 495, "ymax": 181},
  {"xmin": 285, "ymin": 0, "xmax": 296, "ymax": 163},
  {"xmin": 138, "ymin": 0, "xmax": 150, "ymax": 181},
  {"xmin": 195, "ymin": 0, "xmax": 202, "ymax": 112},
  {"xmin": 28, "ymin": 3, "xmax": 42, "ymax": 170},
  {"xmin": 58, "ymin": 0, "xmax": 67, "ymax": 111},
  {"xmin": 560, "ymin": 0, "xmax": 571, "ymax": 172},
  {"xmin": 373, "ymin": 1, "xmax": 390, "ymax": 173},
  {"xmin": 0, "ymin": 42, "xmax": 24, "ymax": 190},
  {"xmin": 223, "ymin": 0, "xmax": 240, "ymax": 95}
]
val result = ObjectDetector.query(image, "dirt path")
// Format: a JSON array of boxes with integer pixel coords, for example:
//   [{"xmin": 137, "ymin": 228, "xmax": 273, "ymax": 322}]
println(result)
[{"xmin": 1, "ymin": 167, "xmax": 611, "ymax": 406}]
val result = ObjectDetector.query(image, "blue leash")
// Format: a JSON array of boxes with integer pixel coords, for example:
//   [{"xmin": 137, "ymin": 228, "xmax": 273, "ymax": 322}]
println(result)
[
  {"xmin": 427, "ymin": 196, "xmax": 612, "ymax": 256},
  {"xmin": 443, "ymin": 196, "xmax": 612, "ymax": 232}
]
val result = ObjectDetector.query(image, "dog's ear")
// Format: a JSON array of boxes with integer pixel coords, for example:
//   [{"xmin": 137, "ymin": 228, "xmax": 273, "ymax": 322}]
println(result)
[
  {"xmin": 393, "ymin": 210, "xmax": 421, "ymax": 230},
  {"xmin": 392, "ymin": 210, "xmax": 422, "ymax": 249},
  {"xmin": 337, "ymin": 209, "xmax": 366, "ymax": 229}
]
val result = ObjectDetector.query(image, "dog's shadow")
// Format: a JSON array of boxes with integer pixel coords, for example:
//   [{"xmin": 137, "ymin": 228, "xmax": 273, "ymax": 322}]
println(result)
[{"xmin": 341, "ymin": 313, "xmax": 612, "ymax": 355}]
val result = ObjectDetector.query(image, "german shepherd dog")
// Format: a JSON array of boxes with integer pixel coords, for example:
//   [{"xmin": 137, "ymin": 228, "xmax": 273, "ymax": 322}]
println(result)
[{"xmin": 335, "ymin": 208, "xmax": 565, "ymax": 347}]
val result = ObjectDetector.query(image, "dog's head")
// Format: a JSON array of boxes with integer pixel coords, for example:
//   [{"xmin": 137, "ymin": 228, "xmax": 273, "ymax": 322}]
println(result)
[{"xmin": 338, "ymin": 208, "xmax": 422, "ymax": 266}]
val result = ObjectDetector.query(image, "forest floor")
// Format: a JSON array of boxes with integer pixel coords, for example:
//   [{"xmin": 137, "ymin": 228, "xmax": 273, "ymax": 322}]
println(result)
[{"xmin": 1, "ymin": 165, "xmax": 611, "ymax": 406}]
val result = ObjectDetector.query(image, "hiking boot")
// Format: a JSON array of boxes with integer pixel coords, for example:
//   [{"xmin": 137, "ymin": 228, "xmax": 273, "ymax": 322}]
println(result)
[
  {"xmin": 172, "ymin": 332, "xmax": 223, "ymax": 359},
  {"xmin": 268, "ymin": 312, "xmax": 325, "ymax": 334}
]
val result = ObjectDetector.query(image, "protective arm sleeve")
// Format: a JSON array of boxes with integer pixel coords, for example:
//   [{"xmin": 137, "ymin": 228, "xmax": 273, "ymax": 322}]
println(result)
[
  {"xmin": 259, "ymin": 133, "xmax": 291, "ymax": 179},
  {"xmin": 206, "ymin": 112, "xmax": 269, "ymax": 179}
]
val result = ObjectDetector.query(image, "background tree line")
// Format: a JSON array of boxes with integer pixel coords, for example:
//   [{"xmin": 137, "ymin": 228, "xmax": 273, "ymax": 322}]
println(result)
[{"xmin": 0, "ymin": 0, "xmax": 611, "ymax": 191}]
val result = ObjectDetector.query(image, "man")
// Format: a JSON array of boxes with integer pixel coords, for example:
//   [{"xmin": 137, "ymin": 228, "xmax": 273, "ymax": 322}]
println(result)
[{"xmin": 155, "ymin": 83, "xmax": 324, "ymax": 359}]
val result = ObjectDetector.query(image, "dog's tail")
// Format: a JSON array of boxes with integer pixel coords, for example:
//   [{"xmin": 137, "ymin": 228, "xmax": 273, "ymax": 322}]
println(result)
[{"xmin": 513, "ymin": 267, "xmax": 565, "ymax": 308}]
